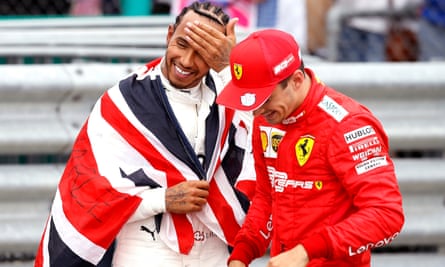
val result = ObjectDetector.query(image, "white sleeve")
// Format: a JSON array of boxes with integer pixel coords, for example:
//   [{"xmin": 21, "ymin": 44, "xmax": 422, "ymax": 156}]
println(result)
[
  {"xmin": 126, "ymin": 187, "xmax": 166, "ymax": 223},
  {"xmin": 211, "ymin": 66, "xmax": 232, "ymax": 94},
  {"xmin": 234, "ymin": 110, "xmax": 256, "ymax": 183}
]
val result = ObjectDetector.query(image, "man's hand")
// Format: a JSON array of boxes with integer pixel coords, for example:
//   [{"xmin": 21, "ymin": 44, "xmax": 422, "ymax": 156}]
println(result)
[
  {"xmin": 185, "ymin": 18, "xmax": 238, "ymax": 72},
  {"xmin": 267, "ymin": 244, "xmax": 309, "ymax": 267},
  {"xmin": 165, "ymin": 180, "xmax": 209, "ymax": 214},
  {"xmin": 228, "ymin": 260, "xmax": 246, "ymax": 267}
]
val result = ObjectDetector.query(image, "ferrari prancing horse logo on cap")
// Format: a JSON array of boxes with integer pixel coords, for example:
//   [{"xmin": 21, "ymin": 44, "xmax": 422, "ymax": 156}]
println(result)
[
  {"xmin": 233, "ymin": 63, "xmax": 243, "ymax": 80},
  {"xmin": 295, "ymin": 135, "xmax": 314, "ymax": 166}
]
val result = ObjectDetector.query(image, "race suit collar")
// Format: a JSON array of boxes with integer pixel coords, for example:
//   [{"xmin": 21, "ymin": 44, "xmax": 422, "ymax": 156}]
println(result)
[{"xmin": 281, "ymin": 68, "xmax": 327, "ymax": 125}]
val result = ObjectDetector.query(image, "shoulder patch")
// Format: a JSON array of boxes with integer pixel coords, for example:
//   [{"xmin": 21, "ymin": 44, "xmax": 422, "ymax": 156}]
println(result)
[{"xmin": 318, "ymin": 95, "xmax": 349, "ymax": 122}]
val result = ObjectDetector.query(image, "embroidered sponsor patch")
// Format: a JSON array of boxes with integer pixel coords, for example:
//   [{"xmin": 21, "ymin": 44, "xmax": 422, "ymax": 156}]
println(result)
[
  {"xmin": 315, "ymin": 181, "xmax": 323, "ymax": 190},
  {"xmin": 318, "ymin": 95, "xmax": 348, "ymax": 122},
  {"xmin": 194, "ymin": 230, "xmax": 217, "ymax": 242},
  {"xmin": 233, "ymin": 63, "xmax": 243, "ymax": 80},
  {"xmin": 240, "ymin": 93, "xmax": 256, "ymax": 107},
  {"xmin": 344, "ymin": 125, "xmax": 376, "ymax": 144},
  {"xmin": 355, "ymin": 156, "xmax": 388, "ymax": 175},
  {"xmin": 273, "ymin": 54, "xmax": 295, "ymax": 75},
  {"xmin": 271, "ymin": 133, "xmax": 283, "ymax": 153},
  {"xmin": 282, "ymin": 111, "xmax": 305, "ymax": 125},
  {"xmin": 267, "ymin": 166, "xmax": 314, "ymax": 192},
  {"xmin": 352, "ymin": 146, "xmax": 382, "ymax": 161},
  {"xmin": 260, "ymin": 126, "xmax": 286, "ymax": 159},
  {"xmin": 349, "ymin": 136, "xmax": 380, "ymax": 153},
  {"xmin": 295, "ymin": 135, "xmax": 315, "ymax": 166},
  {"xmin": 349, "ymin": 135, "xmax": 383, "ymax": 162}
]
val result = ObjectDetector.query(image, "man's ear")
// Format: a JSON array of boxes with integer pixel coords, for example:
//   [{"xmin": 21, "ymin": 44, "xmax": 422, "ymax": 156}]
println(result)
[
  {"xmin": 166, "ymin": 24, "xmax": 175, "ymax": 45},
  {"xmin": 292, "ymin": 69, "xmax": 305, "ymax": 89}
]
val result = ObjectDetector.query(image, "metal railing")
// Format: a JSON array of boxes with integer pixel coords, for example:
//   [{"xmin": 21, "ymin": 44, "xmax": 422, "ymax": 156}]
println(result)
[
  {"xmin": 1, "ymin": 62, "xmax": 444, "ymax": 265},
  {"xmin": 0, "ymin": 16, "xmax": 251, "ymax": 64},
  {"xmin": 0, "ymin": 15, "xmax": 444, "ymax": 266}
]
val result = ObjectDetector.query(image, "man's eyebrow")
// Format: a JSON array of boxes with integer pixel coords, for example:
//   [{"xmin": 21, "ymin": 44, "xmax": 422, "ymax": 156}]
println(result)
[{"xmin": 175, "ymin": 36, "xmax": 189, "ymax": 45}]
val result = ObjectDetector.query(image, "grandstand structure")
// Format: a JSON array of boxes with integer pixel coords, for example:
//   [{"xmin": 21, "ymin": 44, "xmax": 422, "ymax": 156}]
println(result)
[{"xmin": 0, "ymin": 11, "xmax": 444, "ymax": 267}]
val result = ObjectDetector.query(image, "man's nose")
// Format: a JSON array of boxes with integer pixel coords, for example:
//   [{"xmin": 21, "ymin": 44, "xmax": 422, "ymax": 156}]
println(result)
[{"xmin": 181, "ymin": 49, "xmax": 195, "ymax": 67}]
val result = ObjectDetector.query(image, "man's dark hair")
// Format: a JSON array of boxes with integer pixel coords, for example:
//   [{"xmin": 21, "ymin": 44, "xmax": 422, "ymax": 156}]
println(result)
[
  {"xmin": 173, "ymin": 1, "xmax": 230, "ymax": 32},
  {"xmin": 279, "ymin": 60, "xmax": 305, "ymax": 88}
]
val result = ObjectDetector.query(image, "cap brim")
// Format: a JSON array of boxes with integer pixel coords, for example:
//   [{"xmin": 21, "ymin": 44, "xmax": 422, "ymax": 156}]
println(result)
[{"xmin": 216, "ymin": 80, "xmax": 276, "ymax": 111}]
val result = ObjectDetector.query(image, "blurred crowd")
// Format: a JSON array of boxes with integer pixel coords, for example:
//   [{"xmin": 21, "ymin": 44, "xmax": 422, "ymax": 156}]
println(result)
[{"xmin": 1, "ymin": 0, "xmax": 444, "ymax": 62}]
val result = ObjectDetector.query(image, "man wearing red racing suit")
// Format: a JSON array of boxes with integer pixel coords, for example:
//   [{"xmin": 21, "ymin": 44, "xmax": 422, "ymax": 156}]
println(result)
[{"xmin": 216, "ymin": 29, "xmax": 404, "ymax": 267}]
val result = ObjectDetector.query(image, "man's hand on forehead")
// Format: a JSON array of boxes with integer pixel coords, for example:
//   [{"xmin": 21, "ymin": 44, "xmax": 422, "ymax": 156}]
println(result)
[{"xmin": 184, "ymin": 18, "xmax": 238, "ymax": 72}]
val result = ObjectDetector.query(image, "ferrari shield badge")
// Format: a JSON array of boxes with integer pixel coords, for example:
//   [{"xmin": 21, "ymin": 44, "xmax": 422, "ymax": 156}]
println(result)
[
  {"xmin": 295, "ymin": 136, "xmax": 314, "ymax": 166},
  {"xmin": 233, "ymin": 63, "xmax": 243, "ymax": 80}
]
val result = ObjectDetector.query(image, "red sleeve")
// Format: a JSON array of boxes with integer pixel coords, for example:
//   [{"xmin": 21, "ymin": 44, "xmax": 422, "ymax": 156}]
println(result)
[
  {"xmin": 229, "ymin": 121, "xmax": 273, "ymax": 265},
  {"xmin": 302, "ymin": 113, "xmax": 405, "ymax": 260}
]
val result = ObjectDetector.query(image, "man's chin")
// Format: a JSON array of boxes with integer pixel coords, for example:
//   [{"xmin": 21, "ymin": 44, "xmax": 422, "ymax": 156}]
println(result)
[{"xmin": 170, "ymin": 78, "xmax": 199, "ymax": 90}]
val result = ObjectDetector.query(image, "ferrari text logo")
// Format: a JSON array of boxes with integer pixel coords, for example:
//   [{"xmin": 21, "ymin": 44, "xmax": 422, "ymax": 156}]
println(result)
[{"xmin": 295, "ymin": 135, "xmax": 314, "ymax": 166}]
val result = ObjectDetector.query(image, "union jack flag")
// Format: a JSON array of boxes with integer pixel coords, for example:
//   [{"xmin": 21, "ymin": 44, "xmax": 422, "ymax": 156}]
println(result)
[{"xmin": 34, "ymin": 59, "xmax": 255, "ymax": 266}]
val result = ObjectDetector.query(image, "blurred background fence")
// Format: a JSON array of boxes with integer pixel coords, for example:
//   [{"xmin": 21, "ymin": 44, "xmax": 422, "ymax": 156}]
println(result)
[{"xmin": 0, "ymin": 0, "xmax": 444, "ymax": 267}]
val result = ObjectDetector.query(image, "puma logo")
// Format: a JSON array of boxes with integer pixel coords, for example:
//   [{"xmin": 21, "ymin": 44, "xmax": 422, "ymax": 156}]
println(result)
[{"xmin": 140, "ymin": 225, "xmax": 156, "ymax": 241}]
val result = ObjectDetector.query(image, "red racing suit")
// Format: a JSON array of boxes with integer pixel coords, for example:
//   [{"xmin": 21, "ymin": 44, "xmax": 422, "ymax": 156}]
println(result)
[{"xmin": 229, "ymin": 68, "xmax": 404, "ymax": 266}]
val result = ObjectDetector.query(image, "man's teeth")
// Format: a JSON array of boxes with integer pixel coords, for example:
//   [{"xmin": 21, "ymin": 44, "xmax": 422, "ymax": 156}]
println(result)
[{"xmin": 176, "ymin": 66, "xmax": 190, "ymax": 75}]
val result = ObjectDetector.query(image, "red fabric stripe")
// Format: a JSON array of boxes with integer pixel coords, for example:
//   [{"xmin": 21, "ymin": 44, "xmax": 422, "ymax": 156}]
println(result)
[
  {"xmin": 220, "ymin": 108, "xmax": 235, "ymax": 151},
  {"xmin": 59, "ymin": 123, "xmax": 142, "ymax": 248},
  {"xmin": 100, "ymin": 92, "xmax": 194, "ymax": 253},
  {"xmin": 235, "ymin": 180, "xmax": 256, "ymax": 201},
  {"xmin": 171, "ymin": 215, "xmax": 194, "ymax": 253},
  {"xmin": 144, "ymin": 57, "xmax": 162, "ymax": 71},
  {"xmin": 34, "ymin": 220, "xmax": 47, "ymax": 267},
  {"xmin": 207, "ymin": 178, "xmax": 241, "ymax": 246},
  {"xmin": 205, "ymin": 108, "xmax": 241, "ymax": 245},
  {"xmin": 101, "ymin": 92, "xmax": 186, "ymax": 186}
]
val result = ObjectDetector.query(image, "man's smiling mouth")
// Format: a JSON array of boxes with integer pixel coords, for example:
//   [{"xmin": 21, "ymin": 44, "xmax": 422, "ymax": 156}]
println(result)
[{"xmin": 175, "ymin": 65, "xmax": 191, "ymax": 76}]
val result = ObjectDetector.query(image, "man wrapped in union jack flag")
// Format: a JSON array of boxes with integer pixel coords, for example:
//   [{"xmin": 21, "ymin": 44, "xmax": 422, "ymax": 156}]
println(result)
[{"xmin": 34, "ymin": 2, "xmax": 256, "ymax": 266}]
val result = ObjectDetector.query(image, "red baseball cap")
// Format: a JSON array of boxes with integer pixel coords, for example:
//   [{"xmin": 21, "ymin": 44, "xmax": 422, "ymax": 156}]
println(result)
[{"xmin": 216, "ymin": 29, "xmax": 302, "ymax": 111}]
